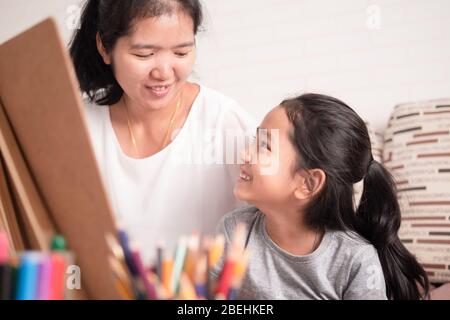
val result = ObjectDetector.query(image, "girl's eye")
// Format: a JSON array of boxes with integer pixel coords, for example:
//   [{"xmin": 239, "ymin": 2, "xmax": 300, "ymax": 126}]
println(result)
[
  {"xmin": 251, "ymin": 134, "xmax": 270, "ymax": 152},
  {"xmin": 259, "ymin": 140, "xmax": 269, "ymax": 150}
]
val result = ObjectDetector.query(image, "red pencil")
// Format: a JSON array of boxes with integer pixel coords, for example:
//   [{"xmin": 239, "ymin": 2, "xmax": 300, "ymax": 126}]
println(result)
[
  {"xmin": 214, "ymin": 250, "xmax": 237, "ymax": 299},
  {"xmin": 48, "ymin": 253, "xmax": 66, "ymax": 300}
]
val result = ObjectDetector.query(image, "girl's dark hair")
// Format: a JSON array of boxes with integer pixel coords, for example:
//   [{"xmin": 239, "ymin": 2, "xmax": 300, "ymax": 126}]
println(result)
[
  {"xmin": 281, "ymin": 93, "xmax": 429, "ymax": 300},
  {"xmin": 69, "ymin": 0, "xmax": 203, "ymax": 105}
]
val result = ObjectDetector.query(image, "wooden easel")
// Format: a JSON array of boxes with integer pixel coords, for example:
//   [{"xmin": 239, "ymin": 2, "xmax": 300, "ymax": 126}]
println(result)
[{"xmin": 0, "ymin": 18, "xmax": 124, "ymax": 299}]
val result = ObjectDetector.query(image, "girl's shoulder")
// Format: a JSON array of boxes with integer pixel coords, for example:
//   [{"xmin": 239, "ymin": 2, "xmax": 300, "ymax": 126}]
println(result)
[
  {"xmin": 216, "ymin": 205, "xmax": 261, "ymax": 240},
  {"xmin": 327, "ymin": 229, "xmax": 379, "ymax": 260}
]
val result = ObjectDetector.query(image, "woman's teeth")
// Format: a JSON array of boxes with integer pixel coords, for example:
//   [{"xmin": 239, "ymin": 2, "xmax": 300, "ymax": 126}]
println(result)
[
  {"xmin": 151, "ymin": 85, "xmax": 169, "ymax": 91},
  {"xmin": 240, "ymin": 172, "xmax": 252, "ymax": 181}
]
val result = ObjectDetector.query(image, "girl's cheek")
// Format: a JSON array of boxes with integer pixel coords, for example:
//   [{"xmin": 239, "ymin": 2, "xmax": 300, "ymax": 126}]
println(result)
[{"xmin": 258, "ymin": 153, "xmax": 274, "ymax": 168}]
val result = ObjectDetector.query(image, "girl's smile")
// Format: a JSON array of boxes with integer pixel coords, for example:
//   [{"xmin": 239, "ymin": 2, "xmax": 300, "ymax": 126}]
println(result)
[{"xmin": 238, "ymin": 165, "xmax": 253, "ymax": 182}]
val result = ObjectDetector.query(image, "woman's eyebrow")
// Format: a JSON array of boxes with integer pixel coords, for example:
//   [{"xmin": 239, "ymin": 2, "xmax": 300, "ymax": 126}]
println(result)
[{"xmin": 130, "ymin": 41, "xmax": 195, "ymax": 50}]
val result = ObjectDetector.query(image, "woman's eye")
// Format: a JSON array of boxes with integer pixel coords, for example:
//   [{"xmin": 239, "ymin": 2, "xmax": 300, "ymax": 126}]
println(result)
[
  {"xmin": 175, "ymin": 52, "xmax": 189, "ymax": 57},
  {"xmin": 133, "ymin": 53, "xmax": 154, "ymax": 58}
]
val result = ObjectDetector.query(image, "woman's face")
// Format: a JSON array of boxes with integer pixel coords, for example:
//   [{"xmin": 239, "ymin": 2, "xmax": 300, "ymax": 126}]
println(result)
[{"xmin": 103, "ymin": 11, "xmax": 196, "ymax": 110}]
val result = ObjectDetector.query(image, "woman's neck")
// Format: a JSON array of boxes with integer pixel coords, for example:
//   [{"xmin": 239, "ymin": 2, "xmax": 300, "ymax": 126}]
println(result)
[
  {"xmin": 262, "ymin": 205, "xmax": 323, "ymax": 256},
  {"xmin": 109, "ymin": 82, "xmax": 199, "ymax": 158},
  {"xmin": 123, "ymin": 88, "xmax": 184, "ymax": 129}
]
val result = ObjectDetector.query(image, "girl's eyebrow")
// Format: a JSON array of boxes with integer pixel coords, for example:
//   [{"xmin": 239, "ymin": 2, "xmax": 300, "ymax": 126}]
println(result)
[
  {"xmin": 257, "ymin": 127, "xmax": 272, "ymax": 140},
  {"xmin": 130, "ymin": 41, "xmax": 195, "ymax": 50}
]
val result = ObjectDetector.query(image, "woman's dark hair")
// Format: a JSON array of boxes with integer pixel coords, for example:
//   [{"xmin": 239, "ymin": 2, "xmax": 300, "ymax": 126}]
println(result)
[
  {"xmin": 69, "ymin": 0, "xmax": 203, "ymax": 105},
  {"xmin": 281, "ymin": 93, "xmax": 429, "ymax": 300}
]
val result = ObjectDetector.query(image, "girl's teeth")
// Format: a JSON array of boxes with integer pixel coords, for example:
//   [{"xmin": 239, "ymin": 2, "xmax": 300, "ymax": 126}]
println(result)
[{"xmin": 240, "ymin": 173, "xmax": 251, "ymax": 181}]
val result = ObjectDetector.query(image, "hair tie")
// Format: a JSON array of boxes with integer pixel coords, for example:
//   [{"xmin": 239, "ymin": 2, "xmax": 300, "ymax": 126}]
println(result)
[{"xmin": 367, "ymin": 155, "xmax": 375, "ymax": 172}]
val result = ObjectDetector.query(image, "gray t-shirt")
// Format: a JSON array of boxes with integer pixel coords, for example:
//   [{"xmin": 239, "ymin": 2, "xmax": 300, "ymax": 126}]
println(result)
[{"xmin": 213, "ymin": 205, "xmax": 387, "ymax": 300}]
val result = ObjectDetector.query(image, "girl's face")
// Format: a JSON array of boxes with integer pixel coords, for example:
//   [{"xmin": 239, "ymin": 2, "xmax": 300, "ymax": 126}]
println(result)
[
  {"xmin": 234, "ymin": 106, "xmax": 303, "ymax": 208},
  {"xmin": 99, "ymin": 11, "xmax": 196, "ymax": 110}
]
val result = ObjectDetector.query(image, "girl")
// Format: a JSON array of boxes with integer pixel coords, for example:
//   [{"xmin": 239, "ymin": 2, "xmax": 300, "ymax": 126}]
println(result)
[
  {"xmin": 69, "ymin": 0, "xmax": 256, "ymax": 263},
  {"xmin": 213, "ymin": 93, "xmax": 429, "ymax": 300}
]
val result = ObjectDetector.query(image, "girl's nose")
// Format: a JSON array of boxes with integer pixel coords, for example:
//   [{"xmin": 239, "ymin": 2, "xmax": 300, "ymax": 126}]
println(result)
[{"xmin": 240, "ymin": 142, "xmax": 254, "ymax": 164}]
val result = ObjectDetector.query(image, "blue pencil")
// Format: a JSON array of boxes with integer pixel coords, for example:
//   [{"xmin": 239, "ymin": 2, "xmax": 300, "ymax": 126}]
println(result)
[
  {"xmin": 118, "ymin": 230, "xmax": 138, "ymax": 276},
  {"xmin": 16, "ymin": 253, "xmax": 41, "ymax": 300}
]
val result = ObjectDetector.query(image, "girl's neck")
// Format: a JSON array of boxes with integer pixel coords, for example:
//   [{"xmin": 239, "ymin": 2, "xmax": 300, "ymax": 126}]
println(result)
[{"xmin": 262, "ymin": 206, "xmax": 323, "ymax": 256}]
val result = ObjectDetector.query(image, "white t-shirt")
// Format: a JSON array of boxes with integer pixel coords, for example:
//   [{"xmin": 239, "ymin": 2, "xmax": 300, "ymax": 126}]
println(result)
[{"xmin": 83, "ymin": 85, "xmax": 257, "ymax": 263}]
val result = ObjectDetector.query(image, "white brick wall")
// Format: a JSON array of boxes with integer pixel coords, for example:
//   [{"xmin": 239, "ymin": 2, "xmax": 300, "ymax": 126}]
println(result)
[
  {"xmin": 0, "ymin": 0, "xmax": 81, "ymax": 44},
  {"xmin": 195, "ymin": 0, "xmax": 450, "ymax": 130},
  {"xmin": 1, "ymin": 0, "xmax": 449, "ymax": 131}
]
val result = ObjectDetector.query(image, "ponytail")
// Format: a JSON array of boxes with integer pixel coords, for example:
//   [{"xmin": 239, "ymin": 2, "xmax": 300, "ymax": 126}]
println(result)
[
  {"xmin": 69, "ymin": 0, "xmax": 123, "ymax": 105},
  {"xmin": 282, "ymin": 94, "xmax": 430, "ymax": 300},
  {"xmin": 356, "ymin": 159, "xmax": 430, "ymax": 300}
]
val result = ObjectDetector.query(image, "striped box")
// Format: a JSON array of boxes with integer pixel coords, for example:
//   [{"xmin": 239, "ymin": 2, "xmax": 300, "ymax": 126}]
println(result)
[{"xmin": 383, "ymin": 98, "xmax": 450, "ymax": 283}]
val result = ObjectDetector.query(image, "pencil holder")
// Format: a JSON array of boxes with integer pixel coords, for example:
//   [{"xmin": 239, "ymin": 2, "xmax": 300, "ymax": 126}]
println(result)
[{"xmin": 106, "ymin": 223, "xmax": 250, "ymax": 300}]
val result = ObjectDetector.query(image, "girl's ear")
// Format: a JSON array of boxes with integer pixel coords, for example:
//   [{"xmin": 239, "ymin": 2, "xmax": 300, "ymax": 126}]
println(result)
[
  {"xmin": 294, "ymin": 169, "xmax": 326, "ymax": 200},
  {"xmin": 96, "ymin": 32, "xmax": 111, "ymax": 65}
]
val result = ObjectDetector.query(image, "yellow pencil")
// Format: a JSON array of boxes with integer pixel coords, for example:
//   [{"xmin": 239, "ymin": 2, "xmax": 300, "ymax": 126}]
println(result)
[
  {"xmin": 183, "ymin": 234, "xmax": 200, "ymax": 282},
  {"xmin": 161, "ymin": 254, "xmax": 174, "ymax": 298},
  {"xmin": 178, "ymin": 272, "xmax": 197, "ymax": 300},
  {"xmin": 228, "ymin": 249, "xmax": 250, "ymax": 299},
  {"xmin": 208, "ymin": 234, "xmax": 225, "ymax": 268}
]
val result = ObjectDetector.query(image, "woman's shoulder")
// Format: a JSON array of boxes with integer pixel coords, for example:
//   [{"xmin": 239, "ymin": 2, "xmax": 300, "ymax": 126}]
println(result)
[
  {"xmin": 198, "ymin": 85, "xmax": 240, "ymax": 108},
  {"xmin": 81, "ymin": 96, "xmax": 110, "ymax": 143},
  {"xmin": 196, "ymin": 84, "xmax": 257, "ymax": 131},
  {"xmin": 83, "ymin": 96, "xmax": 107, "ymax": 118},
  {"xmin": 82, "ymin": 96, "xmax": 110, "ymax": 129}
]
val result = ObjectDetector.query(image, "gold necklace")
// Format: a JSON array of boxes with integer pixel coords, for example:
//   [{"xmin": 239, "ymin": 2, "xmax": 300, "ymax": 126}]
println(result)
[
  {"xmin": 161, "ymin": 93, "xmax": 182, "ymax": 149},
  {"xmin": 124, "ymin": 99, "xmax": 139, "ymax": 157},
  {"xmin": 123, "ymin": 93, "xmax": 183, "ymax": 158}
]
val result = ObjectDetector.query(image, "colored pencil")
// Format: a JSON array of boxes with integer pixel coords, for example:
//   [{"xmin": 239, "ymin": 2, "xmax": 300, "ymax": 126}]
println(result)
[
  {"xmin": 16, "ymin": 253, "xmax": 41, "ymax": 300},
  {"xmin": 48, "ymin": 253, "xmax": 66, "ymax": 300},
  {"xmin": 36, "ymin": 255, "xmax": 52, "ymax": 300},
  {"xmin": 171, "ymin": 237, "xmax": 188, "ymax": 295},
  {"xmin": 0, "ymin": 231, "xmax": 12, "ymax": 300},
  {"xmin": 130, "ymin": 244, "xmax": 157, "ymax": 300},
  {"xmin": 178, "ymin": 272, "xmax": 197, "ymax": 300},
  {"xmin": 228, "ymin": 250, "xmax": 250, "ymax": 300},
  {"xmin": 194, "ymin": 252, "xmax": 208, "ymax": 299}
]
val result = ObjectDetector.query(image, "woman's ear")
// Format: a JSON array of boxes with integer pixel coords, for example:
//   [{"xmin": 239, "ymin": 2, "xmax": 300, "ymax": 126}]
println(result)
[
  {"xmin": 294, "ymin": 169, "xmax": 326, "ymax": 200},
  {"xmin": 96, "ymin": 32, "xmax": 111, "ymax": 65}
]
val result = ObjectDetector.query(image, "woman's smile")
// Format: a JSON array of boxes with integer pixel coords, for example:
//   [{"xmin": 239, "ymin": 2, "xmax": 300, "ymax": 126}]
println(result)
[{"xmin": 145, "ymin": 83, "xmax": 173, "ymax": 98}]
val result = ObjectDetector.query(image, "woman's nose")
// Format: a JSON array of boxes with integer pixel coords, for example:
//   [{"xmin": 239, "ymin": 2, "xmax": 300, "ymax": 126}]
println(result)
[{"xmin": 150, "ymin": 57, "xmax": 174, "ymax": 80}]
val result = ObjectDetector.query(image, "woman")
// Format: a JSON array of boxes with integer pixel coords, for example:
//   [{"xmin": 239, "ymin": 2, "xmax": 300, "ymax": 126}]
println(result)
[{"xmin": 69, "ymin": 0, "xmax": 256, "ymax": 263}]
